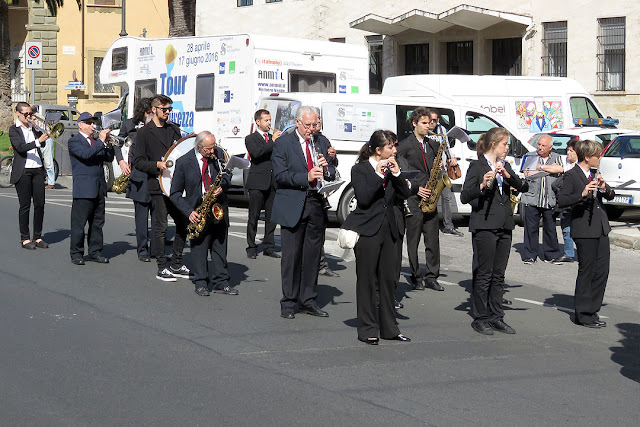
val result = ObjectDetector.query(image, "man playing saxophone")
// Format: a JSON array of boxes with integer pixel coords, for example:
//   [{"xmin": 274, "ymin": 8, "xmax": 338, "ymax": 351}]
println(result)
[{"xmin": 169, "ymin": 131, "xmax": 237, "ymax": 297}]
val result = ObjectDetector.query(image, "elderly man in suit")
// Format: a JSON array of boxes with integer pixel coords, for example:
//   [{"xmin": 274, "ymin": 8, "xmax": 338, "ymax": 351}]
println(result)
[
  {"xmin": 170, "ymin": 131, "xmax": 236, "ymax": 297},
  {"xmin": 68, "ymin": 112, "xmax": 114, "ymax": 265},
  {"xmin": 245, "ymin": 109, "xmax": 281, "ymax": 260},
  {"xmin": 8, "ymin": 102, "xmax": 49, "ymax": 250},
  {"xmin": 271, "ymin": 106, "xmax": 336, "ymax": 319}
]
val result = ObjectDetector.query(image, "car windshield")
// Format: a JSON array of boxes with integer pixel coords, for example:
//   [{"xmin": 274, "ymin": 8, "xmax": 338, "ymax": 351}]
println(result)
[{"xmin": 604, "ymin": 136, "xmax": 640, "ymax": 158}]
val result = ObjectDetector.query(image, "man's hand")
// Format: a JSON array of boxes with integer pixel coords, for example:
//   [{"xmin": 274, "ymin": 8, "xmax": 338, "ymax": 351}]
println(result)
[
  {"xmin": 99, "ymin": 129, "xmax": 110, "ymax": 142},
  {"xmin": 316, "ymin": 153, "xmax": 328, "ymax": 168},
  {"xmin": 213, "ymin": 187, "xmax": 222, "ymax": 197},
  {"xmin": 156, "ymin": 161, "xmax": 169, "ymax": 171},
  {"xmin": 448, "ymin": 157, "xmax": 458, "ymax": 167},
  {"xmin": 272, "ymin": 130, "xmax": 282, "ymax": 141},
  {"xmin": 38, "ymin": 133, "xmax": 49, "ymax": 143},
  {"xmin": 308, "ymin": 166, "xmax": 324, "ymax": 182},
  {"xmin": 417, "ymin": 186, "xmax": 431, "ymax": 198},
  {"xmin": 188, "ymin": 211, "xmax": 200, "ymax": 223},
  {"xmin": 119, "ymin": 160, "xmax": 131, "ymax": 175}
]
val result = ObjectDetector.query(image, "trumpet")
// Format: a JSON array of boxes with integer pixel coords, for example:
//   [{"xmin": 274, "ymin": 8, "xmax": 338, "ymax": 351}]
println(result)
[
  {"xmin": 29, "ymin": 113, "xmax": 64, "ymax": 139},
  {"xmin": 92, "ymin": 130, "xmax": 133, "ymax": 148}
]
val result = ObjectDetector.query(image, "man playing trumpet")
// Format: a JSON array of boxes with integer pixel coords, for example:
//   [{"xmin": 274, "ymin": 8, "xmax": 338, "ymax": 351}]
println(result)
[{"xmin": 68, "ymin": 112, "xmax": 114, "ymax": 265}]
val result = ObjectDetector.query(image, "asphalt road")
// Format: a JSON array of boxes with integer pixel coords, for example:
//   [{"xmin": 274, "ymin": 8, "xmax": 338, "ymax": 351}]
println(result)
[{"xmin": 0, "ymin": 184, "xmax": 639, "ymax": 426}]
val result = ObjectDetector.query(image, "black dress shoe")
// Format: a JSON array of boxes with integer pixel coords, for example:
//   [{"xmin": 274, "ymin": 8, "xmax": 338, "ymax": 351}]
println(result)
[
  {"xmin": 34, "ymin": 240, "xmax": 49, "ymax": 249},
  {"xmin": 576, "ymin": 320, "xmax": 601, "ymax": 329},
  {"xmin": 138, "ymin": 255, "xmax": 151, "ymax": 262},
  {"xmin": 358, "ymin": 337, "xmax": 379, "ymax": 345},
  {"xmin": 471, "ymin": 320, "xmax": 494, "ymax": 335},
  {"xmin": 394, "ymin": 300, "xmax": 404, "ymax": 310},
  {"xmin": 195, "ymin": 287, "xmax": 210, "ymax": 296},
  {"xmin": 247, "ymin": 253, "xmax": 257, "ymax": 259},
  {"xmin": 263, "ymin": 251, "xmax": 281, "ymax": 259},
  {"xmin": 386, "ymin": 334, "xmax": 411, "ymax": 342},
  {"xmin": 299, "ymin": 305, "xmax": 329, "ymax": 317},
  {"xmin": 281, "ymin": 312, "xmax": 295, "ymax": 319},
  {"xmin": 212, "ymin": 286, "xmax": 239, "ymax": 295},
  {"xmin": 87, "ymin": 256, "xmax": 109, "ymax": 264},
  {"xmin": 71, "ymin": 258, "xmax": 85, "ymax": 265},
  {"xmin": 489, "ymin": 319, "xmax": 516, "ymax": 334},
  {"xmin": 442, "ymin": 227, "xmax": 464, "ymax": 237},
  {"xmin": 409, "ymin": 276, "xmax": 425, "ymax": 291},
  {"xmin": 425, "ymin": 279, "xmax": 444, "ymax": 291},
  {"xmin": 22, "ymin": 241, "xmax": 36, "ymax": 250},
  {"xmin": 502, "ymin": 298, "xmax": 513, "ymax": 305}
]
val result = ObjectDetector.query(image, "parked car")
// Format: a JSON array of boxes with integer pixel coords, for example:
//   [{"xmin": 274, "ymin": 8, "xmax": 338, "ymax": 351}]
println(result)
[
  {"xmin": 599, "ymin": 133, "xmax": 640, "ymax": 219},
  {"xmin": 527, "ymin": 125, "xmax": 633, "ymax": 156}
]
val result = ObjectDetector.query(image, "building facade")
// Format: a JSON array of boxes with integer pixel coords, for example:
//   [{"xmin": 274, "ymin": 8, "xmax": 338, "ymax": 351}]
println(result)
[
  {"xmin": 7, "ymin": 0, "xmax": 169, "ymax": 114},
  {"xmin": 197, "ymin": 0, "xmax": 639, "ymax": 129}
]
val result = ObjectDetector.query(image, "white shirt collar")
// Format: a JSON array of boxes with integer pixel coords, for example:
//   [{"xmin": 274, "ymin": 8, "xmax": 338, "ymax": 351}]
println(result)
[{"xmin": 15, "ymin": 118, "xmax": 31, "ymax": 130}]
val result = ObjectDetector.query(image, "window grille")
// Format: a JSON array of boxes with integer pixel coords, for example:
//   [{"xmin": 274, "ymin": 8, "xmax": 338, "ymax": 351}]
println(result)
[
  {"xmin": 597, "ymin": 17, "xmax": 625, "ymax": 91},
  {"xmin": 542, "ymin": 21, "xmax": 567, "ymax": 77}
]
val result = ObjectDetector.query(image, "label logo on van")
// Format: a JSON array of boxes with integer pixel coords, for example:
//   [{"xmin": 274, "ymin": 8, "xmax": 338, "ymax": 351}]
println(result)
[
  {"xmin": 339, "ymin": 85, "xmax": 346, "ymax": 93},
  {"xmin": 219, "ymin": 62, "xmax": 225, "ymax": 74}
]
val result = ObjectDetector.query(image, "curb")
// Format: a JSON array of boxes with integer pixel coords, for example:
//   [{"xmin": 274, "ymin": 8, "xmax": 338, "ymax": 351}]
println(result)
[{"xmin": 609, "ymin": 232, "xmax": 640, "ymax": 250}]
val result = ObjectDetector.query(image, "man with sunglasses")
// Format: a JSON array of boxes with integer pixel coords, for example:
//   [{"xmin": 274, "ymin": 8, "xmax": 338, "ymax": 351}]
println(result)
[
  {"xmin": 8, "ymin": 102, "xmax": 49, "ymax": 250},
  {"xmin": 133, "ymin": 94, "xmax": 190, "ymax": 282}
]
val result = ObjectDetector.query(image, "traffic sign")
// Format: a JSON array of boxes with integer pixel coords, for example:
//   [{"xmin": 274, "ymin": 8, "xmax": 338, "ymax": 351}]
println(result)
[{"xmin": 25, "ymin": 42, "xmax": 43, "ymax": 69}]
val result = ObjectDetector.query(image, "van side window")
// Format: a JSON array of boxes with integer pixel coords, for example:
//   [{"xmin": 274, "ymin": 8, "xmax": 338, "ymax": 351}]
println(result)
[
  {"xmin": 570, "ymin": 97, "xmax": 602, "ymax": 119},
  {"xmin": 465, "ymin": 111, "xmax": 526, "ymax": 156},
  {"xmin": 395, "ymin": 105, "xmax": 420, "ymax": 141},
  {"xmin": 112, "ymin": 47, "xmax": 127, "ymax": 71},
  {"xmin": 289, "ymin": 70, "xmax": 336, "ymax": 93},
  {"xmin": 134, "ymin": 79, "xmax": 157, "ymax": 109},
  {"xmin": 195, "ymin": 74, "xmax": 215, "ymax": 111}
]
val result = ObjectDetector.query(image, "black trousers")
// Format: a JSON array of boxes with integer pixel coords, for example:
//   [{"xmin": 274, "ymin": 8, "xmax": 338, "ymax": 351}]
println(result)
[
  {"xmin": 190, "ymin": 220, "xmax": 230, "ymax": 291},
  {"xmin": 134, "ymin": 200, "xmax": 154, "ymax": 257},
  {"xmin": 405, "ymin": 207, "xmax": 440, "ymax": 281},
  {"xmin": 573, "ymin": 235, "xmax": 610, "ymax": 324},
  {"xmin": 151, "ymin": 194, "xmax": 187, "ymax": 271},
  {"xmin": 471, "ymin": 229, "xmax": 512, "ymax": 322},
  {"xmin": 280, "ymin": 194, "xmax": 325, "ymax": 312},
  {"xmin": 70, "ymin": 195, "xmax": 105, "ymax": 259},
  {"xmin": 522, "ymin": 205, "xmax": 561, "ymax": 261},
  {"xmin": 355, "ymin": 218, "xmax": 400, "ymax": 340},
  {"xmin": 15, "ymin": 167, "xmax": 45, "ymax": 241},
  {"xmin": 246, "ymin": 187, "xmax": 276, "ymax": 256}
]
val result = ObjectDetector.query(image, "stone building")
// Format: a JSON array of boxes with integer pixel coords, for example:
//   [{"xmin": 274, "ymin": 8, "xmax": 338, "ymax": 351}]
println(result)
[{"xmin": 197, "ymin": 0, "xmax": 639, "ymax": 129}]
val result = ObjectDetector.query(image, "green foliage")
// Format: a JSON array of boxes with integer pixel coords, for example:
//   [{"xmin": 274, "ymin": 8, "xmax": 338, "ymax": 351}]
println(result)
[{"xmin": 0, "ymin": 132, "xmax": 11, "ymax": 152}]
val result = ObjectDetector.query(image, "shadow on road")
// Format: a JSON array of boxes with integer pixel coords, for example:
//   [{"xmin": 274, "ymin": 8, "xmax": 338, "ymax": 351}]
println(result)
[
  {"xmin": 610, "ymin": 322, "xmax": 640, "ymax": 383},
  {"xmin": 228, "ymin": 262, "xmax": 249, "ymax": 288},
  {"xmin": 316, "ymin": 284, "xmax": 346, "ymax": 308},
  {"xmin": 103, "ymin": 240, "xmax": 137, "ymax": 258},
  {"xmin": 43, "ymin": 228, "xmax": 70, "ymax": 245},
  {"xmin": 543, "ymin": 293, "xmax": 575, "ymax": 320}
]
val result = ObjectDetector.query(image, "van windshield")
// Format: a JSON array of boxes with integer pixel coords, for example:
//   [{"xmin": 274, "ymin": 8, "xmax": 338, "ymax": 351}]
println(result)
[{"xmin": 570, "ymin": 97, "xmax": 602, "ymax": 119}]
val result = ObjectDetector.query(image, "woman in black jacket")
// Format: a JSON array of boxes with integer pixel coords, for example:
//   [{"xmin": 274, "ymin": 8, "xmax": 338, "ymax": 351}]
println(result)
[
  {"xmin": 342, "ymin": 130, "xmax": 412, "ymax": 345},
  {"xmin": 461, "ymin": 127, "xmax": 527, "ymax": 335}
]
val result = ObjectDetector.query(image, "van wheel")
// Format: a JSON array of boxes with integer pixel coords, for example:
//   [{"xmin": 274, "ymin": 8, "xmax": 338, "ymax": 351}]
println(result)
[
  {"xmin": 104, "ymin": 163, "xmax": 115, "ymax": 191},
  {"xmin": 605, "ymin": 205, "xmax": 624, "ymax": 221},
  {"xmin": 337, "ymin": 186, "xmax": 357, "ymax": 224},
  {"xmin": 514, "ymin": 203, "xmax": 524, "ymax": 226},
  {"xmin": 53, "ymin": 159, "xmax": 59, "ymax": 181}
]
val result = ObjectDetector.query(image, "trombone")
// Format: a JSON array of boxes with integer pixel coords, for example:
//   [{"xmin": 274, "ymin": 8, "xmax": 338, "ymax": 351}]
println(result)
[{"xmin": 29, "ymin": 114, "xmax": 64, "ymax": 139}]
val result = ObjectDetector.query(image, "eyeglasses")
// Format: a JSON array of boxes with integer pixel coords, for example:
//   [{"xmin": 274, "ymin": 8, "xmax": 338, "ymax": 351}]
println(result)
[
  {"xmin": 154, "ymin": 106, "xmax": 173, "ymax": 113},
  {"xmin": 297, "ymin": 120, "xmax": 318, "ymax": 129}
]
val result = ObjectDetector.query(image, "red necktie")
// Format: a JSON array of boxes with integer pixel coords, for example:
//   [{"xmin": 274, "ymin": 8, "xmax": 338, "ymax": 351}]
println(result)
[
  {"xmin": 264, "ymin": 133, "xmax": 269, "ymax": 143},
  {"xmin": 88, "ymin": 137, "xmax": 94, "ymax": 146},
  {"xmin": 201, "ymin": 157, "xmax": 211, "ymax": 191},
  {"xmin": 305, "ymin": 140, "xmax": 317, "ymax": 188}
]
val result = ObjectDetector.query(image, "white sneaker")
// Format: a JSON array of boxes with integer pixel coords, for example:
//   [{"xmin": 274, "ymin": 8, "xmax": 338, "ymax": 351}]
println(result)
[{"xmin": 156, "ymin": 268, "xmax": 177, "ymax": 282}]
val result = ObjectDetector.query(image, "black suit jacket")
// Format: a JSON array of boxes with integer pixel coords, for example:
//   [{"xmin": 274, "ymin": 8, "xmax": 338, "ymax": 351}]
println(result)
[
  {"xmin": 397, "ymin": 133, "xmax": 436, "ymax": 207},
  {"xmin": 8, "ymin": 124, "xmax": 44, "ymax": 184},
  {"xmin": 133, "ymin": 121, "xmax": 181, "ymax": 195},
  {"xmin": 245, "ymin": 130, "xmax": 275, "ymax": 190},
  {"xmin": 341, "ymin": 161, "xmax": 411, "ymax": 239},
  {"xmin": 169, "ymin": 147, "xmax": 232, "ymax": 226},
  {"xmin": 120, "ymin": 121, "xmax": 150, "ymax": 203},
  {"xmin": 556, "ymin": 165, "xmax": 614, "ymax": 238},
  {"xmin": 461, "ymin": 159, "xmax": 527, "ymax": 232}
]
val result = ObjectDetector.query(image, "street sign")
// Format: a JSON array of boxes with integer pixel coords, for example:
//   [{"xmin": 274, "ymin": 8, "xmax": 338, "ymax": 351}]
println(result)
[{"xmin": 25, "ymin": 42, "xmax": 43, "ymax": 69}]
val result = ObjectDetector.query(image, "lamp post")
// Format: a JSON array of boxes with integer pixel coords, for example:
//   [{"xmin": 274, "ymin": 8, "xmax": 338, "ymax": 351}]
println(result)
[{"xmin": 119, "ymin": 0, "xmax": 127, "ymax": 37}]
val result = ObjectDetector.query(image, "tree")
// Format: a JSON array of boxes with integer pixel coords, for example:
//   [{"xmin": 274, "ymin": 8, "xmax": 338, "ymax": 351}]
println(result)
[
  {"xmin": 168, "ymin": 0, "xmax": 196, "ymax": 37},
  {"xmin": 0, "ymin": 1, "xmax": 80, "ymax": 131}
]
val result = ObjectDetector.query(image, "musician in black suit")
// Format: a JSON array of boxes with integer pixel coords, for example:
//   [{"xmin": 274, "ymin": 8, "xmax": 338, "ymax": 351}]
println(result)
[
  {"xmin": 68, "ymin": 112, "xmax": 114, "ymax": 265},
  {"xmin": 120, "ymin": 98, "xmax": 154, "ymax": 262},
  {"xmin": 461, "ymin": 127, "xmax": 527, "ymax": 335},
  {"xmin": 133, "ymin": 94, "xmax": 190, "ymax": 282},
  {"xmin": 397, "ymin": 107, "xmax": 443, "ymax": 292},
  {"xmin": 556, "ymin": 140, "xmax": 614, "ymax": 328},
  {"xmin": 170, "ymin": 131, "xmax": 236, "ymax": 297},
  {"xmin": 271, "ymin": 106, "xmax": 336, "ymax": 319},
  {"xmin": 245, "ymin": 109, "xmax": 281, "ymax": 259},
  {"xmin": 8, "ymin": 102, "xmax": 49, "ymax": 250},
  {"xmin": 342, "ymin": 130, "xmax": 412, "ymax": 345}
]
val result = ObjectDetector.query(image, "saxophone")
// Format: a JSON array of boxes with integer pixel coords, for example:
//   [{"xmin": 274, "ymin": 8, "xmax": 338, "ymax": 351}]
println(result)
[
  {"xmin": 112, "ymin": 173, "xmax": 130, "ymax": 194},
  {"xmin": 187, "ymin": 156, "xmax": 226, "ymax": 240},
  {"xmin": 418, "ymin": 133, "xmax": 452, "ymax": 213}
]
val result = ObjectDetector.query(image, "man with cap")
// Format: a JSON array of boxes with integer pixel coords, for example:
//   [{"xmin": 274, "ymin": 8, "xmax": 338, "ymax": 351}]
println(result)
[{"xmin": 68, "ymin": 112, "xmax": 114, "ymax": 265}]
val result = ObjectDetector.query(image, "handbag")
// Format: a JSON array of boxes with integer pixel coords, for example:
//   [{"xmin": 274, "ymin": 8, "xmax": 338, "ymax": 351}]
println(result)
[
  {"xmin": 337, "ymin": 228, "xmax": 360, "ymax": 249},
  {"xmin": 447, "ymin": 163, "xmax": 462, "ymax": 180}
]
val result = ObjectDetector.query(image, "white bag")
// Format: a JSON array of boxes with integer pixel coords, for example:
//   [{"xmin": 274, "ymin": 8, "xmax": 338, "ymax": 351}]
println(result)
[{"xmin": 337, "ymin": 228, "xmax": 360, "ymax": 249}]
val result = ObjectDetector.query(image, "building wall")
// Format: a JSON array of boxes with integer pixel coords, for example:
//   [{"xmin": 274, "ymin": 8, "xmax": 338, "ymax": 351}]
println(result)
[{"xmin": 198, "ymin": 0, "xmax": 639, "ymax": 129}]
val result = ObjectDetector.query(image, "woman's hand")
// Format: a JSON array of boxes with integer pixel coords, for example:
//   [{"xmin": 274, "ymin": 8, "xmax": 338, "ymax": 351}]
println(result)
[
  {"xmin": 480, "ymin": 170, "xmax": 496, "ymax": 190},
  {"xmin": 387, "ymin": 156, "xmax": 400, "ymax": 174}
]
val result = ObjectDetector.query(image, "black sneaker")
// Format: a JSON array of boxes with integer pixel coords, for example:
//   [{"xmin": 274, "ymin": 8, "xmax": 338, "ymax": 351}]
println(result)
[
  {"xmin": 471, "ymin": 320, "xmax": 494, "ymax": 335},
  {"xmin": 557, "ymin": 256, "xmax": 574, "ymax": 263},
  {"xmin": 442, "ymin": 227, "xmax": 464, "ymax": 237},
  {"xmin": 544, "ymin": 258, "xmax": 564, "ymax": 265},
  {"xmin": 156, "ymin": 268, "xmax": 177, "ymax": 282},
  {"xmin": 523, "ymin": 258, "xmax": 536, "ymax": 265},
  {"xmin": 489, "ymin": 319, "xmax": 516, "ymax": 334},
  {"xmin": 169, "ymin": 265, "xmax": 191, "ymax": 279}
]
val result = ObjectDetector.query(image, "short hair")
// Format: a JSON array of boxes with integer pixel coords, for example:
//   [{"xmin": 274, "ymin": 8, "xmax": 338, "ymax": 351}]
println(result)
[
  {"xmin": 427, "ymin": 109, "xmax": 439, "ymax": 119},
  {"xmin": 151, "ymin": 94, "xmax": 172, "ymax": 107},
  {"xmin": 566, "ymin": 136, "xmax": 579, "ymax": 151},
  {"xmin": 574, "ymin": 139, "xmax": 603, "ymax": 162},
  {"xmin": 537, "ymin": 134, "xmax": 553, "ymax": 146},
  {"xmin": 477, "ymin": 127, "xmax": 510, "ymax": 156},
  {"xmin": 254, "ymin": 109, "xmax": 270, "ymax": 122},
  {"xmin": 311, "ymin": 106, "xmax": 321, "ymax": 119},
  {"xmin": 15, "ymin": 102, "xmax": 31, "ymax": 113},
  {"xmin": 409, "ymin": 106, "xmax": 431, "ymax": 126},
  {"xmin": 132, "ymin": 97, "xmax": 152, "ymax": 124},
  {"xmin": 195, "ymin": 131, "xmax": 215, "ymax": 150},
  {"xmin": 295, "ymin": 106, "xmax": 317, "ymax": 121}
]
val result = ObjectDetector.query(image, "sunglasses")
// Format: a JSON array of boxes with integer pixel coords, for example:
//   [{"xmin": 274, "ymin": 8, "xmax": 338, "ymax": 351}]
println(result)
[
  {"xmin": 20, "ymin": 111, "xmax": 33, "ymax": 117},
  {"xmin": 154, "ymin": 106, "xmax": 173, "ymax": 113}
]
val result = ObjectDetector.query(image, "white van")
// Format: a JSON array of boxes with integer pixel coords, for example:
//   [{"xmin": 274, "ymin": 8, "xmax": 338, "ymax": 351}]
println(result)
[
  {"xmin": 382, "ymin": 75, "xmax": 617, "ymax": 144},
  {"xmin": 98, "ymin": 34, "xmax": 369, "ymax": 184},
  {"xmin": 257, "ymin": 93, "xmax": 534, "ymax": 223}
]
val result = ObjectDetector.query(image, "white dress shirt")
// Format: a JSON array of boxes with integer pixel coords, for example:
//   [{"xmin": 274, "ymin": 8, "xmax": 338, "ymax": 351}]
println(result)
[{"xmin": 15, "ymin": 118, "xmax": 42, "ymax": 169}]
